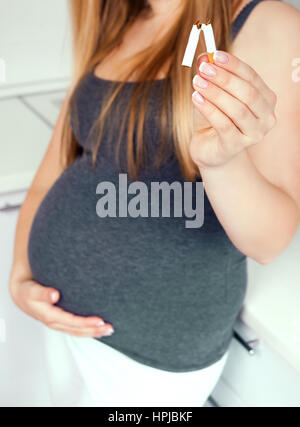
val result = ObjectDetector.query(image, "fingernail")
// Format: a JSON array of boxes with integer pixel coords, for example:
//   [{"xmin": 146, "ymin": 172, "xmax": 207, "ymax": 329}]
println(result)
[
  {"xmin": 51, "ymin": 292, "xmax": 58, "ymax": 302},
  {"xmin": 199, "ymin": 62, "xmax": 217, "ymax": 77},
  {"xmin": 103, "ymin": 328, "xmax": 114, "ymax": 336},
  {"xmin": 213, "ymin": 51, "xmax": 229, "ymax": 64},
  {"xmin": 192, "ymin": 91, "xmax": 205, "ymax": 104},
  {"xmin": 193, "ymin": 75, "xmax": 209, "ymax": 89},
  {"xmin": 96, "ymin": 320, "xmax": 105, "ymax": 326}
]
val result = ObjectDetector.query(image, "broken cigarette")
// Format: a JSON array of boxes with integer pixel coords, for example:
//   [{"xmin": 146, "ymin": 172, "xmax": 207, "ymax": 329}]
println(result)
[
  {"xmin": 182, "ymin": 21, "xmax": 217, "ymax": 67},
  {"xmin": 202, "ymin": 23, "xmax": 217, "ymax": 64},
  {"xmin": 182, "ymin": 23, "xmax": 202, "ymax": 68}
]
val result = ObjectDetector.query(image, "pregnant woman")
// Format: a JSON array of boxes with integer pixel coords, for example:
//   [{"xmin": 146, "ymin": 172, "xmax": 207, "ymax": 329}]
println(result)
[{"xmin": 9, "ymin": 0, "xmax": 300, "ymax": 407}]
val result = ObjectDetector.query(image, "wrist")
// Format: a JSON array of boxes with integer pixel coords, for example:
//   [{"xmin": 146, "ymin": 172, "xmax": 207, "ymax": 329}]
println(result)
[
  {"xmin": 198, "ymin": 149, "xmax": 249, "ymax": 181},
  {"xmin": 9, "ymin": 264, "xmax": 32, "ymax": 288}
]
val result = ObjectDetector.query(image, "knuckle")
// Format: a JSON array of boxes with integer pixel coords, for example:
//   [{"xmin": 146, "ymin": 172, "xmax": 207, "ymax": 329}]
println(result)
[
  {"xmin": 246, "ymin": 85, "xmax": 259, "ymax": 107},
  {"xmin": 46, "ymin": 322, "xmax": 55, "ymax": 329},
  {"xmin": 270, "ymin": 90, "xmax": 277, "ymax": 105},
  {"xmin": 218, "ymin": 120, "xmax": 232, "ymax": 134},
  {"xmin": 203, "ymin": 104, "xmax": 216, "ymax": 120},
  {"xmin": 219, "ymin": 70, "xmax": 232, "ymax": 87},
  {"xmin": 235, "ymin": 105, "xmax": 249, "ymax": 120},
  {"xmin": 252, "ymin": 130, "xmax": 264, "ymax": 144},
  {"xmin": 44, "ymin": 317, "xmax": 56, "ymax": 327},
  {"xmin": 267, "ymin": 113, "xmax": 277, "ymax": 129},
  {"xmin": 211, "ymin": 87, "xmax": 222, "ymax": 104},
  {"xmin": 248, "ymin": 66, "xmax": 258, "ymax": 84}
]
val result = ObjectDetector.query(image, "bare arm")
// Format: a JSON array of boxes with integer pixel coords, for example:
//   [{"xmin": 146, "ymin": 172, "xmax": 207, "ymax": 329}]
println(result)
[
  {"xmin": 10, "ymin": 94, "xmax": 69, "ymax": 288},
  {"xmin": 191, "ymin": 1, "xmax": 300, "ymax": 264},
  {"xmin": 9, "ymin": 93, "xmax": 114, "ymax": 338}
]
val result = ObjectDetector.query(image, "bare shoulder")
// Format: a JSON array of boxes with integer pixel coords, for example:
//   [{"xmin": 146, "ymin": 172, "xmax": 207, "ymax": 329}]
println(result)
[
  {"xmin": 232, "ymin": 1, "xmax": 300, "ymax": 53},
  {"xmin": 234, "ymin": 0, "xmax": 300, "ymax": 24},
  {"xmin": 248, "ymin": 0, "xmax": 300, "ymax": 21},
  {"xmin": 231, "ymin": 1, "xmax": 300, "ymax": 85}
]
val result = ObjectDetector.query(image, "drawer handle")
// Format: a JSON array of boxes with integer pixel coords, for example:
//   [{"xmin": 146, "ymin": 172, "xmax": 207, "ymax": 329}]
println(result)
[
  {"xmin": 0, "ymin": 203, "xmax": 22, "ymax": 212},
  {"xmin": 233, "ymin": 330, "xmax": 260, "ymax": 356}
]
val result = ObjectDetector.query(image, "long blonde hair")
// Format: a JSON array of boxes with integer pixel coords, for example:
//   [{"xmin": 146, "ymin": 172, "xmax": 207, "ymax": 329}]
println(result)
[{"xmin": 62, "ymin": 0, "xmax": 242, "ymax": 181}]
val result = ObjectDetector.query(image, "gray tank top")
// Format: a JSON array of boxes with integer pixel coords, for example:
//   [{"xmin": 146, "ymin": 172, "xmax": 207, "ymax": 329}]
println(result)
[{"xmin": 28, "ymin": 2, "xmax": 262, "ymax": 372}]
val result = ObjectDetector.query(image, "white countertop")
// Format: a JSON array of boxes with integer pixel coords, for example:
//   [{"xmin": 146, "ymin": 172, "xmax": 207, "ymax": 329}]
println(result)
[
  {"xmin": 1, "ymin": 92, "xmax": 299, "ymax": 375},
  {"xmin": 244, "ymin": 226, "xmax": 300, "ymax": 373}
]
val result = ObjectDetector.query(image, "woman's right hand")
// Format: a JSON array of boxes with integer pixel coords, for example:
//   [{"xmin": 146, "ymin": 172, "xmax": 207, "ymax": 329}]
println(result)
[{"xmin": 10, "ymin": 278, "xmax": 114, "ymax": 338}]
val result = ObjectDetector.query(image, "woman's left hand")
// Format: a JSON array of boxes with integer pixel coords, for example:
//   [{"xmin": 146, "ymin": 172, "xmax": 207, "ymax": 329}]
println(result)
[{"xmin": 190, "ymin": 50, "xmax": 277, "ymax": 169}]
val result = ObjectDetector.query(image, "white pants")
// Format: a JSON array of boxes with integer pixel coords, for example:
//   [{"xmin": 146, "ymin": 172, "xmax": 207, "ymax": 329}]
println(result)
[{"xmin": 44, "ymin": 327, "xmax": 229, "ymax": 407}]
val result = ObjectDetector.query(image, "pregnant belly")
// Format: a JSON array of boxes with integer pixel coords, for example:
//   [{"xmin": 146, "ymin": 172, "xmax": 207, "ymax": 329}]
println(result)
[{"xmin": 28, "ymin": 155, "xmax": 247, "ymax": 369}]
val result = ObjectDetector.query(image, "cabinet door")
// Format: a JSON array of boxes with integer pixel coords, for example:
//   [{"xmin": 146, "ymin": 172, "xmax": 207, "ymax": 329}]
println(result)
[
  {"xmin": 211, "ymin": 330, "xmax": 300, "ymax": 407},
  {"xmin": 0, "ymin": 198, "xmax": 51, "ymax": 406}
]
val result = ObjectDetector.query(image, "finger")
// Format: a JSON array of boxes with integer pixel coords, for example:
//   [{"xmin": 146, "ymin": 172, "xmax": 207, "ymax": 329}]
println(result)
[
  {"xmin": 50, "ymin": 323, "xmax": 114, "ymax": 338},
  {"xmin": 193, "ymin": 75, "xmax": 261, "ymax": 140},
  {"xmin": 37, "ymin": 303, "xmax": 108, "ymax": 329},
  {"xmin": 23, "ymin": 281, "xmax": 60, "ymax": 304},
  {"xmin": 191, "ymin": 91, "xmax": 245, "ymax": 153},
  {"xmin": 198, "ymin": 61, "xmax": 272, "ymax": 119},
  {"xmin": 196, "ymin": 53, "xmax": 209, "ymax": 71},
  {"xmin": 212, "ymin": 51, "xmax": 276, "ymax": 107}
]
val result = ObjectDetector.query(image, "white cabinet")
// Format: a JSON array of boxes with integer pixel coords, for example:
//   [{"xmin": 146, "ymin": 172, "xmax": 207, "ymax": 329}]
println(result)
[
  {"xmin": 0, "ymin": 94, "xmax": 57, "ymax": 406},
  {"xmin": 0, "ymin": 195, "xmax": 23, "ymax": 327},
  {"xmin": 211, "ymin": 320, "xmax": 300, "ymax": 407},
  {"xmin": 0, "ymin": 191, "xmax": 51, "ymax": 406},
  {"xmin": 210, "ymin": 223, "xmax": 300, "ymax": 407}
]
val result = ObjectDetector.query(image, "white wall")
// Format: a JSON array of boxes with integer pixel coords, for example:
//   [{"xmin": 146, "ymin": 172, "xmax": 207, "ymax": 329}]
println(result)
[
  {"xmin": 0, "ymin": 0, "xmax": 71, "ymax": 87},
  {"xmin": 287, "ymin": 0, "xmax": 300, "ymax": 9}
]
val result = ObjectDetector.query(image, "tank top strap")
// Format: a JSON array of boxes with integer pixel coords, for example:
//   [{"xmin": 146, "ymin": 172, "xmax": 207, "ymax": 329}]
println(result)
[{"xmin": 231, "ymin": 0, "xmax": 267, "ymax": 40}]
